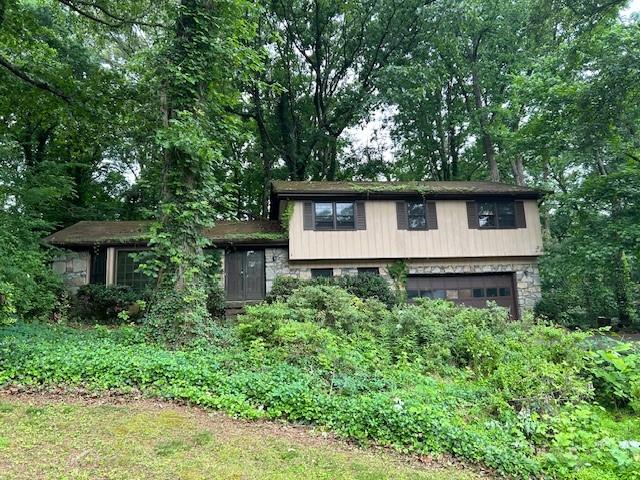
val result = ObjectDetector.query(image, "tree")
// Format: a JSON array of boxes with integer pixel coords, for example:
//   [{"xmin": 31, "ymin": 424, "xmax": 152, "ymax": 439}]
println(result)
[{"xmin": 141, "ymin": 0, "xmax": 259, "ymax": 343}]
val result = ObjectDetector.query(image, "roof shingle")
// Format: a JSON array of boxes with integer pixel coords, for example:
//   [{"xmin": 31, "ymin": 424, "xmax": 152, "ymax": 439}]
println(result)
[
  {"xmin": 44, "ymin": 220, "xmax": 287, "ymax": 247},
  {"xmin": 271, "ymin": 180, "xmax": 544, "ymax": 198}
]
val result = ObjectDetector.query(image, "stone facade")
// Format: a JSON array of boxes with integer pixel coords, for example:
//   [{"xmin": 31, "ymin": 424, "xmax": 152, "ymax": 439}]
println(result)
[
  {"xmin": 265, "ymin": 247, "xmax": 303, "ymax": 293},
  {"xmin": 53, "ymin": 245, "xmax": 541, "ymax": 318},
  {"xmin": 52, "ymin": 251, "xmax": 91, "ymax": 293}
]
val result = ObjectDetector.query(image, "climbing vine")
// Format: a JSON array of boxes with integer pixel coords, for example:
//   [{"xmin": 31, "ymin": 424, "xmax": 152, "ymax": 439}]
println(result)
[{"xmin": 142, "ymin": 0, "xmax": 260, "ymax": 344}]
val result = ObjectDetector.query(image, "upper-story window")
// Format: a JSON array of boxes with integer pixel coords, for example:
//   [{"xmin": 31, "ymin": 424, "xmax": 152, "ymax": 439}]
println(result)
[
  {"xmin": 314, "ymin": 202, "xmax": 355, "ymax": 230},
  {"xmin": 477, "ymin": 201, "xmax": 516, "ymax": 229},
  {"xmin": 396, "ymin": 200, "xmax": 438, "ymax": 230},
  {"xmin": 406, "ymin": 201, "xmax": 427, "ymax": 230}
]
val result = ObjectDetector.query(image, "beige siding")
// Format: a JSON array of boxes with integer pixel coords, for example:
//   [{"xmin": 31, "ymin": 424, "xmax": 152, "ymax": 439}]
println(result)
[{"xmin": 288, "ymin": 200, "xmax": 543, "ymax": 260}]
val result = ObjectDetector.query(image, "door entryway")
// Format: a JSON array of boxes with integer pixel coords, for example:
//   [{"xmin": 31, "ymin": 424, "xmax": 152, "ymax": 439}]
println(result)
[{"xmin": 225, "ymin": 249, "xmax": 266, "ymax": 302}]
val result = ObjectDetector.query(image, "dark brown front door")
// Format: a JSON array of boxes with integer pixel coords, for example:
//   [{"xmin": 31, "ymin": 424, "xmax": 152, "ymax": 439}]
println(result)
[
  {"xmin": 406, "ymin": 273, "xmax": 518, "ymax": 318},
  {"xmin": 225, "ymin": 249, "xmax": 266, "ymax": 302}
]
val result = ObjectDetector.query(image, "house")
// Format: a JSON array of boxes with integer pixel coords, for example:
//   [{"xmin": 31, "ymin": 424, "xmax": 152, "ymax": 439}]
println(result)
[{"xmin": 45, "ymin": 180, "xmax": 544, "ymax": 317}]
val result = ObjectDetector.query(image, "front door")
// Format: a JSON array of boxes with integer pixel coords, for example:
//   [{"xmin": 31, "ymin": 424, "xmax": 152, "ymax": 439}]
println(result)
[{"xmin": 225, "ymin": 249, "xmax": 266, "ymax": 302}]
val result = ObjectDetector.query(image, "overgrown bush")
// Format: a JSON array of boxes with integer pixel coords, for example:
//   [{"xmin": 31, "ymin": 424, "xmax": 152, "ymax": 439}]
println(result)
[
  {"xmin": 0, "ymin": 281, "xmax": 17, "ymax": 326},
  {"xmin": 0, "ymin": 214, "xmax": 64, "ymax": 321},
  {"xmin": 73, "ymin": 284, "xmax": 148, "ymax": 324},
  {"xmin": 267, "ymin": 274, "xmax": 396, "ymax": 307},
  {"xmin": 206, "ymin": 280, "xmax": 225, "ymax": 319},
  {"xmin": 584, "ymin": 342, "xmax": 640, "ymax": 412}
]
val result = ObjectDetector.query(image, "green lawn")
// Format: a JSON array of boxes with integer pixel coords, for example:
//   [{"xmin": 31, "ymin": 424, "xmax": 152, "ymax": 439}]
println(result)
[{"xmin": 0, "ymin": 394, "xmax": 483, "ymax": 480}]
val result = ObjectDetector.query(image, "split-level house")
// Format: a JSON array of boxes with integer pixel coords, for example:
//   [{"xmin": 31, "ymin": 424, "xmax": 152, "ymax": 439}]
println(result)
[{"xmin": 46, "ymin": 180, "xmax": 544, "ymax": 318}]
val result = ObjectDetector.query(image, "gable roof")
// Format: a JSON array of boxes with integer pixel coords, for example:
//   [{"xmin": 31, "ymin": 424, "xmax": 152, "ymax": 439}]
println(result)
[
  {"xmin": 44, "ymin": 220, "xmax": 287, "ymax": 247},
  {"xmin": 271, "ymin": 180, "xmax": 544, "ymax": 199}
]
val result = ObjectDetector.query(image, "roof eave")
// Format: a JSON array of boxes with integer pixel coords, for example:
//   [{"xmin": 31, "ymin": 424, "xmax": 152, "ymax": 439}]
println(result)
[{"xmin": 272, "ymin": 191, "xmax": 544, "ymax": 200}]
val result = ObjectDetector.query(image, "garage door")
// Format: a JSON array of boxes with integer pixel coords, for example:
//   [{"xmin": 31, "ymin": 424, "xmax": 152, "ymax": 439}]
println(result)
[{"xmin": 406, "ymin": 274, "xmax": 517, "ymax": 317}]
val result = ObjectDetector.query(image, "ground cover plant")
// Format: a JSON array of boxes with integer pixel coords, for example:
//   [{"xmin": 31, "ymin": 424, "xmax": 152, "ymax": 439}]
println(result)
[{"xmin": 1, "ymin": 285, "xmax": 639, "ymax": 479}]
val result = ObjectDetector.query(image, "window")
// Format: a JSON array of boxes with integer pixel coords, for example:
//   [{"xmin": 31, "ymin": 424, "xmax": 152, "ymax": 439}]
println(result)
[
  {"xmin": 407, "ymin": 290, "xmax": 420, "ymax": 300},
  {"xmin": 314, "ymin": 202, "xmax": 355, "ymax": 230},
  {"xmin": 314, "ymin": 202, "xmax": 334, "ymax": 230},
  {"xmin": 335, "ymin": 202, "xmax": 355, "ymax": 229},
  {"xmin": 357, "ymin": 267, "xmax": 379, "ymax": 276},
  {"xmin": 478, "ymin": 201, "xmax": 517, "ymax": 229},
  {"xmin": 406, "ymin": 201, "xmax": 427, "ymax": 230},
  {"xmin": 116, "ymin": 250, "xmax": 152, "ymax": 291},
  {"xmin": 90, "ymin": 247, "xmax": 107, "ymax": 285},
  {"xmin": 311, "ymin": 268, "xmax": 333, "ymax": 278},
  {"xmin": 499, "ymin": 287, "xmax": 511, "ymax": 297}
]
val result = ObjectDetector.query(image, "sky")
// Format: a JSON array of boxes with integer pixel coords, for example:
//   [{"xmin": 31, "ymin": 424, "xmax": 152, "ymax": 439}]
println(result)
[{"xmin": 623, "ymin": 0, "xmax": 640, "ymax": 17}]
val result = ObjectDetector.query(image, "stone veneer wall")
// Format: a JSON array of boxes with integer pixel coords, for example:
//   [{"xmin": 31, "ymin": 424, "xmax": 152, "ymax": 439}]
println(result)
[
  {"xmin": 264, "ymin": 248, "xmax": 541, "ymax": 318},
  {"xmin": 52, "ymin": 251, "xmax": 91, "ymax": 293},
  {"xmin": 264, "ymin": 247, "xmax": 304, "ymax": 293}
]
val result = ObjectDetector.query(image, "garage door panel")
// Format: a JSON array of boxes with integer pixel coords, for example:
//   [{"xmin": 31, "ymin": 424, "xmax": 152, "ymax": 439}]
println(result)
[{"xmin": 407, "ymin": 274, "xmax": 517, "ymax": 318}]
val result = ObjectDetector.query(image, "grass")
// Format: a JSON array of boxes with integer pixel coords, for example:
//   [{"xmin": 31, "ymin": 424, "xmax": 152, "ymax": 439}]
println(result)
[{"xmin": 0, "ymin": 394, "xmax": 483, "ymax": 480}]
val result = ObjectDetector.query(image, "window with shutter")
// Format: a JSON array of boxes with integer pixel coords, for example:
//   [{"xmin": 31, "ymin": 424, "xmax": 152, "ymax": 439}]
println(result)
[
  {"xmin": 468, "ymin": 200, "xmax": 523, "ymax": 229},
  {"xmin": 310, "ymin": 201, "xmax": 356, "ymax": 230}
]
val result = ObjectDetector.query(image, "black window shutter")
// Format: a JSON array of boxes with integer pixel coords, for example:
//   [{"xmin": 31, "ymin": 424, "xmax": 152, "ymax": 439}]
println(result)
[
  {"xmin": 515, "ymin": 201, "xmax": 527, "ymax": 228},
  {"xmin": 426, "ymin": 201, "xmax": 438, "ymax": 230},
  {"xmin": 303, "ymin": 201, "xmax": 314, "ymax": 230},
  {"xmin": 355, "ymin": 201, "xmax": 366, "ymax": 230},
  {"xmin": 466, "ymin": 201, "xmax": 479, "ymax": 229},
  {"xmin": 396, "ymin": 201, "xmax": 408, "ymax": 230}
]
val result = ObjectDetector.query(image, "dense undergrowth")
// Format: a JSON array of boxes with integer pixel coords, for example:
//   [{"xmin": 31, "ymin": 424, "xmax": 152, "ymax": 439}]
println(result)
[{"xmin": 1, "ymin": 285, "xmax": 639, "ymax": 479}]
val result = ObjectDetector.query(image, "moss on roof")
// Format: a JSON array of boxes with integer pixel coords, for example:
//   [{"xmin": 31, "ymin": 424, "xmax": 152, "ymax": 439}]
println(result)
[
  {"xmin": 45, "ymin": 220, "xmax": 287, "ymax": 247},
  {"xmin": 272, "ymin": 180, "xmax": 544, "ymax": 197}
]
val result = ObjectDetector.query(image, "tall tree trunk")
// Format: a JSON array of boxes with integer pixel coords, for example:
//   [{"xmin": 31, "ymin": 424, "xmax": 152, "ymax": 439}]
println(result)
[
  {"xmin": 252, "ymin": 87, "xmax": 273, "ymax": 218},
  {"xmin": 471, "ymin": 67, "xmax": 499, "ymax": 182},
  {"xmin": 326, "ymin": 135, "xmax": 338, "ymax": 180},
  {"xmin": 614, "ymin": 249, "xmax": 634, "ymax": 328},
  {"xmin": 511, "ymin": 155, "xmax": 525, "ymax": 186}
]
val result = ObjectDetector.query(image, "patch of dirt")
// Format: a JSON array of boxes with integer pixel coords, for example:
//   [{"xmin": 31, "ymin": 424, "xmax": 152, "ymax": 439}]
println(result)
[{"xmin": 0, "ymin": 386, "xmax": 495, "ymax": 478}]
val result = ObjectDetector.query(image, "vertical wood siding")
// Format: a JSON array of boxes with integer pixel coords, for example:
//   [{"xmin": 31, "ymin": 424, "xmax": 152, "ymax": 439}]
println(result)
[{"xmin": 288, "ymin": 199, "xmax": 543, "ymax": 260}]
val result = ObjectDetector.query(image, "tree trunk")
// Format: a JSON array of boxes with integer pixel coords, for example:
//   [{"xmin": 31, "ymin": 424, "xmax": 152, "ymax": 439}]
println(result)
[
  {"xmin": 614, "ymin": 250, "xmax": 634, "ymax": 328},
  {"xmin": 325, "ymin": 135, "xmax": 338, "ymax": 180},
  {"xmin": 471, "ymin": 67, "xmax": 499, "ymax": 182},
  {"xmin": 511, "ymin": 155, "xmax": 525, "ymax": 186}
]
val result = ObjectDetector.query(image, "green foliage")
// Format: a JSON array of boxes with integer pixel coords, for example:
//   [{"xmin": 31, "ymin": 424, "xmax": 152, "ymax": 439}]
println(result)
[
  {"xmin": 0, "ymin": 214, "xmax": 64, "ymax": 321},
  {"xmin": 387, "ymin": 260, "xmax": 408, "ymax": 302},
  {"xmin": 267, "ymin": 274, "xmax": 396, "ymax": 308},
  {"xmin": 543, "ymin": 404, "xmax": 640, "ymax": 479},
  {"xmin": 73, "ymin": 285, "xmax": 148, "ymax": 325},
  {"xmin": 206, "ymin": 281, "xmax": 226, "ymax": 320},
  {"xmin": 141, "ymin": 0, "xmax": 261, "ymax": 339},
  {"xmin": 143, "ymin": 287, "xmax": 213, "ymax": 347},
  {"xmin": 1, "ymin": 292, "xmax": 639, "ymax": 479},
  {"xmin": 585, "ymin": 342, "xmax": 640, "ymax": 412},
  {"xmin": 0, "ymin": 282, "xmax": 17, "ymax": 326}
]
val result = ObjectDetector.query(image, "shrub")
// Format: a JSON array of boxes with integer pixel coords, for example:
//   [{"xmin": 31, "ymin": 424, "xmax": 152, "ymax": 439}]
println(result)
[
  {"xmin": 206, "ymin": 280, "xmax": 225, "ymax": 319},
  {"xmin": 584, "ymin": 342, "xmax": 640, "ymax": 411},
  {"xmin": 73, "ymin": 284, "xmax": 148, "ymax": 324},
  {"xmin": 267, "ymin": 274, "xmax": 396, "ymax": 307},
  {"xmin": 267, "ymin": 276, "xmax": 304, "ymax": 301},
  {"xmin": 0, "ymin": 214, "xmax": 64, "ymax": 321},
  {"xmin": 335, "ymin": 273, "xmax": 396, "ymax": 308},
  {"xmin": 0, "ymin": 281, "xmax": 17, "ymax": 326}
]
